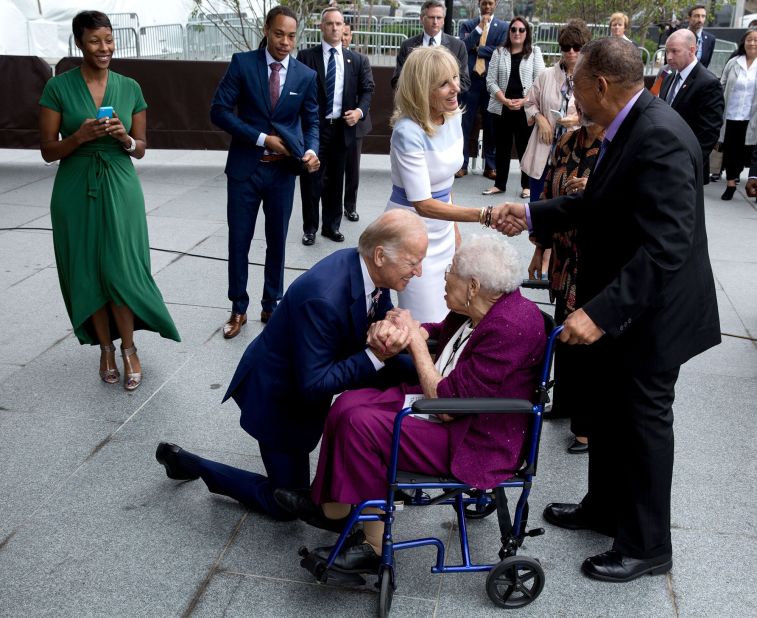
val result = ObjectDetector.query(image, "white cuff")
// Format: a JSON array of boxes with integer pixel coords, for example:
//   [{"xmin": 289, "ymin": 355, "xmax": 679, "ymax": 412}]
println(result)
[
  {"xmin": 365, "ymin": 348, "xmax": 385, "ymax": 371},
  {"xmin": 256, "ymin": 133, "xmax": 267, "ymax": 148}
]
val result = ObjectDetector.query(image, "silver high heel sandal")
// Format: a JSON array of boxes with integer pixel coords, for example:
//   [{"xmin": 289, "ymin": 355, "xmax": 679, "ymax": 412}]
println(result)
[
  {"xmin": 121, "ymin": 345, "xmax": 142, "ymax": 391},
  {"xmin": 99, "ymin": 344, "xmax": 120, "ymax": 384}
]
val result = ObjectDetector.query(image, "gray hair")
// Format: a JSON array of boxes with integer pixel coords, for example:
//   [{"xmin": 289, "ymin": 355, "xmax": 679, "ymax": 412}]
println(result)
[
  {"xmin": 455, "ymin": 234, "xmax": 521, "ymax": 294},
  {"xmin": 578, "ymin": 37, "xmax": 644, "ymax": 91},
  {"xmin": 358, "ymin": 209, "xmax": 427, "ymax": 260},
  {"xmin": 421, "ymin": 0, "xmax": 446, "ymax": 17}
]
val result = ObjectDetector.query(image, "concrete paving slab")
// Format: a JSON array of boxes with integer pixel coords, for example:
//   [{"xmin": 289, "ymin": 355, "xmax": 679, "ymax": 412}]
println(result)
[
  {"xmin": 0, "ymin": 440, "xmax": 246, "ymax": 618},
  {"xmin": 0, "ymin": 229, "xmax": 56, "ymax": 290},
  {"xmin": 0, "ymin": 204, "xmax": 49, "ymax": 230},
  {"xmin": 191, "ymin": 571, "xmax": 436, "ymax": 618},
  {"xmin": 0, "ymin": 362, "xmax": 22, "ymax": 383}
]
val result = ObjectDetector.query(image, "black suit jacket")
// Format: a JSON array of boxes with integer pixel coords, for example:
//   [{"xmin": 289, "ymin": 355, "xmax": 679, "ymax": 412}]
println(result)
[
  {"xmin": 660, "ymin": 61, "xmax": 724, "ymax": 180},
  {"xmin": 296, "ymin": 45, "xmax": 374, "ymax": 147},
  {"xmin": 531, "ymin": 90, "xmax": 720, "ymax": 372},
  {"xmin": 391, "ymin": 33, "xmax": 471, "ymax": 92}
]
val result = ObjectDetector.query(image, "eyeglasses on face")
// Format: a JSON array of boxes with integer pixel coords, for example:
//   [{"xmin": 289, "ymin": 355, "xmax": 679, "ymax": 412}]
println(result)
[
  {"xmin": 510, "ymin": 26, "xmax": 526, "ymax": 33},
  {"xmin": 561, "ymin": 44, "xmax": 582, "ymax": 52}
]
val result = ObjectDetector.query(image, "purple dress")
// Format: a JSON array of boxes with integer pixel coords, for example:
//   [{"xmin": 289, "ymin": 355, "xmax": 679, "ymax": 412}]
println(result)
[{"xmin": 311, "ymin": 289, "xmax": 546, "ymax": 505}]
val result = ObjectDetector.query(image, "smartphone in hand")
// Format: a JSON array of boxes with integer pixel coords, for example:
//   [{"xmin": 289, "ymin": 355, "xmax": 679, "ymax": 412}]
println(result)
[{"xmin": 96, "ymin": 106, "xmax": 114, "ymax": 119}]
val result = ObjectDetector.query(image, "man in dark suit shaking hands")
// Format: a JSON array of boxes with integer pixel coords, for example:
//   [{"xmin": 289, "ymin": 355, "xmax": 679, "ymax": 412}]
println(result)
[
  {"xmin": 391, "ymin": 0, "xmax": 470, "ymax": 92},
  {"xmin": 495, "ymin": 38, "xmax": 720, "ymax": 583},
  {"xmin": 298, "ymin": 8, "xmax": 375, "ymax": 246},
  {"xmin": 211, "ymin": 7, "xmax": 320, "ymax": 336},
  {"xmin": 156, "ymin": 209, "xmax": 428, "ymax": 521},
  {"xmin": 660, "ymin": 29, "xmax": 724, "ymax": 183}
]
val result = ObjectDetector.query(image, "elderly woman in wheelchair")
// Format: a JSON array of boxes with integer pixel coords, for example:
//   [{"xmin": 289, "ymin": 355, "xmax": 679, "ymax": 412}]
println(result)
[{"xmin": 275, "ymin": 234, "xmax": 546, "ymax": 576}]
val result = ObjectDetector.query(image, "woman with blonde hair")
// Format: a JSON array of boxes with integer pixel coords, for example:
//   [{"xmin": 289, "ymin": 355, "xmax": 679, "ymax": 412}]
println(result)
[
  {"xmin": 609, "ymin": 12, "xmax": 631, "ymax": 41},
  {"xmin": 386, "ymin": 45, "xmax": 496, "ymax": 323}
]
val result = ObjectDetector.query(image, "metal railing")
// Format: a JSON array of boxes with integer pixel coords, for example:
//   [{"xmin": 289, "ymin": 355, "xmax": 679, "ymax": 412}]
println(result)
[
  {"xmin": 185, "ymin": 21, "xmax": 261, "ymax": 60},
  {"xmin": 108, "ymin": 12, "xmax": 139, "ymax": 31},
  {"xmin": 139, "ymin": 25, "xmax": 185, "ymax": 60}
]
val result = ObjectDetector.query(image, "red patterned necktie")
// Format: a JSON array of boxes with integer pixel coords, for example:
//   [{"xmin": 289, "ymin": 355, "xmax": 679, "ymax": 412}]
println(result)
[{"xmin": 269, "ymin": 62, "xmax": 282, "ymax": 109}]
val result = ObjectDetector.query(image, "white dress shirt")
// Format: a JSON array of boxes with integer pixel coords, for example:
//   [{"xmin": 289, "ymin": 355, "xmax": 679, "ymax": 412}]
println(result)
[
  {"xmin": 359, "ymin": 256, "xmax": 385, "ymax": 370},
  {"xmin": 322, "ymin": 42, "xmax": 344, "ymax": 118},
  {"xmin": 670, "ymin": 58, "xmax": 697, "ymax": 102},
  {"xmin": 423, "ymin": 32, "xmax": 440, "ymax": 46}
]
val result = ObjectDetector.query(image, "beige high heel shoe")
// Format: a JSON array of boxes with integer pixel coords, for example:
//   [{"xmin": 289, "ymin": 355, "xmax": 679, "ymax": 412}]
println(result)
[
  {"xmin": 121, "ymin": 345, "xmax": 142, "ymax": 391},
  {"xmin": 99, "ymin": 344, "xmax": 120, "ymax": 384}
]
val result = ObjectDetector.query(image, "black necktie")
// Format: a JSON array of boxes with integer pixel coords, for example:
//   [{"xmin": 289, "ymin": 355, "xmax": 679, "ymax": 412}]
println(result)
[
  {"xmin": 367, "ymin": 288, "xmax": 381, "ymax": 321},
  {"xmin": 428, "ymin": 37, "xmax": 435, "ymax": 46},
  {"xmin": 326, "ymin": 48, "xmax": 336, "ymax": 115},
  {"xmin": 666, "ymin": 73, "xmax": 682, "ymax": 104}
]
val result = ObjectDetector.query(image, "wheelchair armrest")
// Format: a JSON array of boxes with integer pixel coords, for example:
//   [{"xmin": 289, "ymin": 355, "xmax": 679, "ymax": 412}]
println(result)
[{"xmin": 411, "ymin": 398, "xmax": 534, "ymax": 415}]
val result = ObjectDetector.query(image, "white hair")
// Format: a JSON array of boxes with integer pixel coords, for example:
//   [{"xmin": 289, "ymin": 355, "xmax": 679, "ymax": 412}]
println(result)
[{"xmin": 455, "ymin": 234, "xmax": 521, "ymax": 294}]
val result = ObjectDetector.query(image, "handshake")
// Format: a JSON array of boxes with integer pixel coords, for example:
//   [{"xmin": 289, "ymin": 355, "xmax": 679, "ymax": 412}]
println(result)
[
  {"xmin": 489, "ymin": 203, "xmax": 529, "ymax": 237},
  {"xmin": 366, "ymin": 308, "xmax": 424, "ymax": 361}
]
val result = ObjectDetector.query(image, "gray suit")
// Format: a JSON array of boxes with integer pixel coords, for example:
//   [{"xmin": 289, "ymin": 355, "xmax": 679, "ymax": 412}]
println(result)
[{"xmin": 391, "ymin": 32, "xmax": 470, "ymax": 91}]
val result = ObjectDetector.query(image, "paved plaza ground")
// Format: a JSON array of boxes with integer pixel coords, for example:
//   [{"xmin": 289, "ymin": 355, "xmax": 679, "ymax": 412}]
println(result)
[{"xmin": 1, "ymin": 147, "xmax": 755, "ymax": 617}]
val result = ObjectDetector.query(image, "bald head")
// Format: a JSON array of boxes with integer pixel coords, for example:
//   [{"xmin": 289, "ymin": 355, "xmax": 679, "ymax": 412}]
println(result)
[{"xmin": 666, "ymin": 29, "xmax": 696, "ymax": 71}]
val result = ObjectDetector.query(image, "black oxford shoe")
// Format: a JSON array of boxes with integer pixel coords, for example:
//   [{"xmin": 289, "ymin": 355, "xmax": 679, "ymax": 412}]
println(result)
[
  {"xmin": 302, "ymin": 233, "xmax": 315, "ymax": 246},
  {"xmin": 312, "ymin": 530, "xmax": 381, "ymax": 574},
  {"xmin": 582, "ymin": 549, "xmax": 672, "ymax": 582},
  {"xmin": 155, "ymin": 442, "xmax": 200, "ymax": 481},
  {"xmin": 273, "ymin": 488, "xmax": 349, "ymax": 533},
  {"xmin": 567, "ymin": 438, "xmax": 589, "ymax": 454},
  {"xmin": 344, "ymin": 210, "xmax": 359, "ymax": 222},
  {"xmin": 543, "ymin": 503, "xmax": 592, "ymax": 530},
  {"xmin": 321, "ymin": 230, "xmax": 345, "ymax": 242}
]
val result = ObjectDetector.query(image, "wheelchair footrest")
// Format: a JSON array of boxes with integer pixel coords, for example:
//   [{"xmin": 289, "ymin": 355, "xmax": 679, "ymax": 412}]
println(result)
[{"xmin": 298, "ymin": 546, "xmax": 367, "ymax": 587}]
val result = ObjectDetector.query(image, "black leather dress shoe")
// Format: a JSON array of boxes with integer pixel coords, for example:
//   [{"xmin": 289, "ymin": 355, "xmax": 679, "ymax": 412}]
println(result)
[
  {"xmin": 155, "ymin": 442, "xmax": 200, "ymax": 481},
  {"xmin": 344, "ymin": 210, "xmax": 359, "ymax": 222},
  {"xmin": 567, "ymin": 438, "xmax": 589, "ymax": 454},
  {"xmin": 273, "ymin": 488, "xmax": 350, "ymax": 533},
  {"xmin": 543, "ymin": 503, "xmax": 593, "ymax": 530},
  {"xmin": 582, "ymin": 549, "xmax": 672, "ymax": 582},
  {"xmin": 321, "ymin": 230, "xmax": 345, "ymax": 242},
  {"xmin": 260, "ymin": 310, "xmax": 272, "ymax": 324},
  {"xmin": 312, "ymin": 530, "xmax": 381, "ymax": 574},
  {"xmin": 302, "ymin": 233, "xmax": 315, "ymax": 246}
]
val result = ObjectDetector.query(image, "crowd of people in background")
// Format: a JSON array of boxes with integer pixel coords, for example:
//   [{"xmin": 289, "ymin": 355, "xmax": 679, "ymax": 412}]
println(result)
[{"xmin": 38, "ymin": 2, "xmax": 756, "ymax": 591}]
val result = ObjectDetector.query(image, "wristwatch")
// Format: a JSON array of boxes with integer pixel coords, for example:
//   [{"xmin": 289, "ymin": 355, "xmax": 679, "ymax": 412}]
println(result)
[{"xmin": 122, "ymin": 136, "xmax": 137, "ymax": 153}]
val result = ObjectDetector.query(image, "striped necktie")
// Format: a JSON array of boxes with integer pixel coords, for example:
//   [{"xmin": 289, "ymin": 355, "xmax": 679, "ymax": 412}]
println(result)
[{"xmin": 326, "ymin": 48, "xmax": 337, "ymax": 115}]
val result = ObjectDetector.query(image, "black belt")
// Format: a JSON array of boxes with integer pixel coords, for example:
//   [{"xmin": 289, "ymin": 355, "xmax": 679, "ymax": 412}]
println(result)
[{"xmin": 324, "ymin": 117, "xmax": 343, "ymax": 125}]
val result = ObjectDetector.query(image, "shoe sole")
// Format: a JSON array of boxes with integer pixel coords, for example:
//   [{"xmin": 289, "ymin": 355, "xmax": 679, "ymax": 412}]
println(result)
[{"xmin": 582, "ymin": 559, "xmax": 672, "ymax": 582}]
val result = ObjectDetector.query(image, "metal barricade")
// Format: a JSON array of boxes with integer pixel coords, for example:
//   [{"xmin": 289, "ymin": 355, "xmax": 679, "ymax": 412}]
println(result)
[
  {"xmin": 708, "ymin": 39, "xmax": 738, "ymax": 78},
  {"xmin": 139, "ymin": 25, "xmax": 185, "ymax": 60},
  {"xmin": 68, "ymin": 28, "xmax": 140, "ymax": 58},
  {"xmin": 185, "ymin": 21, "xmax": 261, "ymax": 61},
  {"xmin": 108, "ymin": 12, "xmax": 139, "ymax": 31},
  {"xmin": 378, "ymin": 16, "xmax": 422, "ymax": 39}
]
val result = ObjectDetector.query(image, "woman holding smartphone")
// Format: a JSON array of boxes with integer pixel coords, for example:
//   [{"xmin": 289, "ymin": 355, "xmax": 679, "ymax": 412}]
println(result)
[{"xmin": 39, "ymin": 11, "xmax": 179, "ymax": 391}]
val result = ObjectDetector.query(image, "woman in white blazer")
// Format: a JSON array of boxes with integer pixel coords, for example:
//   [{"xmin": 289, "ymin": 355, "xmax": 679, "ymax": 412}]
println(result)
[
  {"xmin": 485, "ymin": 16, "xmax": 544, "ymax": 197},
  {"xmin": 719, "ymin": 28, "xmax": 757, "ymax": 200}
]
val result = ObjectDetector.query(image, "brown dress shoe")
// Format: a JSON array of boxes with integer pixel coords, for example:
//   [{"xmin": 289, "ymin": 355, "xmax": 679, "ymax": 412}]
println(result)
[
  {"xmin": 454, "ymin": 168, "xmax": 468, "ymax": 178},
  {"xmin": 223, "ymin": 312, "xmax": 247, "ymax": 339},
  {"xmin": 483, "ymin": 169, "xmax": 497, "ymax": 180},
  {"xmin": 260, "ymin": 310, "xmax": 273, "ymax": 323}
]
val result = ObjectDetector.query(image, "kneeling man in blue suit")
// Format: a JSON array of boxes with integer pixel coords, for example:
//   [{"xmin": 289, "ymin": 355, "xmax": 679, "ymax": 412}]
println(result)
[{"xmin": 156, "ymin": 209, "xmax": 428, "ymax": 519}]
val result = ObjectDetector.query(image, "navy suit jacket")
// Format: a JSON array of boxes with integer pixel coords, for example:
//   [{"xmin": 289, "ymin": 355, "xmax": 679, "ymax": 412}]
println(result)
[
  {"xmin": 699, "ymin": 31, "xmax": 716, "ymax": 68},
  {"xmin": 210, "ymin": 50, "xmax": 319, "ymax": 181},
  {"xmin": 458, "ymin": 17, "xmax": 508, "ymax": 76},
  {"xmin": 391, "ymin": 33, "xmax": 471, "ymax": 91},
  {"xmin": 223, "ymin": 249, "xmax": 393, "ymax": 452},
  {"xmin": 296, "ymin": 45, "xmax": 374, "ymax": 148}
]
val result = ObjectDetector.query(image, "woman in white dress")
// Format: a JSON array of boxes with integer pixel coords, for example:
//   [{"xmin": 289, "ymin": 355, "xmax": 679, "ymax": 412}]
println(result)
[{"xmin": 387, "ymin": 46, "xmax": 494, "ymax": 323}]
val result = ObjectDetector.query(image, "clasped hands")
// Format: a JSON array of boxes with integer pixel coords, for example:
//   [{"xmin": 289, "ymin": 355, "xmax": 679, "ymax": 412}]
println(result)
[
  {"xmin": 264, "ymin": 135, "xmax": 320, "ymax": 172},
  {"xmin": 366, "ymin": 308, "xmax": 422, "ymax": 361}
]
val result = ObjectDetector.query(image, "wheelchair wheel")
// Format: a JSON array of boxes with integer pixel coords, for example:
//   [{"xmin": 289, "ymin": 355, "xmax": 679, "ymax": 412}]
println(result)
[
  {"xmin": 485, "ymin": 556, "xmax": 544, "ymax": 609},
  {"xmin": 463, "ymin": 491, "xmax": 497, "ymax": 519},
  {"xmin": 377, "ymin": 568, "xmax": 394, "ymax": 617}
]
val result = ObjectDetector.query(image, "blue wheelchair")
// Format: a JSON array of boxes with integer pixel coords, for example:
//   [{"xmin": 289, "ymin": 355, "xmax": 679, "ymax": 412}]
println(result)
[{"xmin": 300, "ymin": 322, "xmax": 562, "ymax": 615}]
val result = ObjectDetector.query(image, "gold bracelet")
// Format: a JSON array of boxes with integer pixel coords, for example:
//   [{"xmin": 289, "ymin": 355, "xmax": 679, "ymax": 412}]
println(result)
[{"xmin": 479, "ymin": 207, "xmax": 486, "ymax": 225}]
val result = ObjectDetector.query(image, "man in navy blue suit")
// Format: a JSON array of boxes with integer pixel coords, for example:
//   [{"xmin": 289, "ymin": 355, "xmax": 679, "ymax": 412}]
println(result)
[
  {"xmin": 457, "ymin": 0, "xmax": 507, "ymax": 178},
  {"xmin": 156, "ymin": 210, "xmax": 428, "ymax": 519},
  {"xmin": 211, "ymin": 7, "xmax": 320, "ymax": 338},
  {"xmin": 685, "ymin": 5, "xmax": 716, "ymax": 68}
]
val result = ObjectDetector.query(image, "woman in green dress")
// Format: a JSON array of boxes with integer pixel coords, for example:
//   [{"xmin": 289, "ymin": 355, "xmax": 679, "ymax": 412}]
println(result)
[{"xmin": 39, "ymin": 11, "xmax": 180, "ymax": 391}]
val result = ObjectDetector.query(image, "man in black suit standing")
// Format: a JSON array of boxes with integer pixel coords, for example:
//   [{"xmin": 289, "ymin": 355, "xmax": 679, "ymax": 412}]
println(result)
[
  {"xmin": 495, "ymin": 38, "xmax": 720, "ymax": 583},
  {"xmin": 686, "ymin": 4, "xmax": 716, "ymax": 68},
  {"xmin": 391, "ymin": 0, "xmax": 470, "ymax": 92},
  {"xmin": 298, "ymin": 7, "xmax": 374, "ymax": 245},
  {"xmin": 660, "ymin": 29, "xmax": 724, "ymax": 183},
  {"xmin": 342, "ymin": 23, "xmax": 371, "ymax": 223}
]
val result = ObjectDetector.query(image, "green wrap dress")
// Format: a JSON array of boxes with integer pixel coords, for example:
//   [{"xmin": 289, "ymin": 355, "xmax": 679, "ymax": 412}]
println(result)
[{"xmin": 40, "ymin": 68, "xmax": 180, "ymax": 345}]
